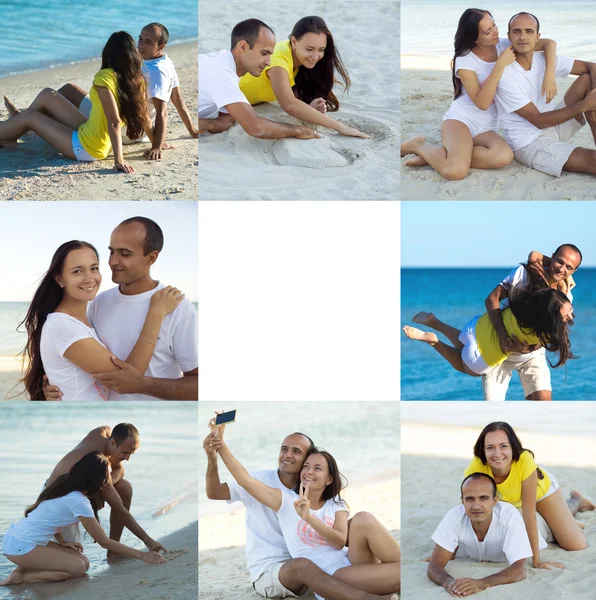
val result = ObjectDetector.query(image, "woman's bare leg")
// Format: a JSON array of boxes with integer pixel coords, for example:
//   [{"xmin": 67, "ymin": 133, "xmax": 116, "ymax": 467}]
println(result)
[
  {"xmin": 566, "ymin": 490, "xmax": 595, "ymax": 516},
  {"xmin": 536, "ymin": 489, "xmax": 590, "ymax": 551},
  {"xmin": 412, "ymin": 312, "xmax": 463, "ymax": 349},
  {"xmin": 27, "ymin": 88, "xmax": 87, "ymax": 130},
  {"xmin": 347, "ymin": 512, "xmax": 400, "ymax": 565},
  {"xmin": 334, "ymin": 564, "xmax": 400, "ymax": 595},
  {"xmin": 57, "ymin": 83, "xmax": 88, "ymax": 108}
]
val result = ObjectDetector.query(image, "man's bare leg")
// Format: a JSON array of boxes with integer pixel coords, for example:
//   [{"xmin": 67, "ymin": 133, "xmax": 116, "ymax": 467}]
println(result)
[
  {"xmin": 57, "ymin": 83, "xmax": 88, "ymax": 109},
  {"xmin": 107, "ymin": 478, "xmax": 133, "ymax": 560},
  {"xmin": 403, "ymin": 326, "xmax": 471, "ymax": 374},
  {"xmin": 412, "ymin": 312, "xmax": 464, "ymax": 349},
  {"xmin": 279, "ymin": 558, "xmax": 397, "ymax": 600},
  {"xmin": 566, "ymin": 490, "xmax": 595, "ymax": 517},
  {"xmin": 526, "ymin": 390, "xmax": 552, "ymax": 401}
]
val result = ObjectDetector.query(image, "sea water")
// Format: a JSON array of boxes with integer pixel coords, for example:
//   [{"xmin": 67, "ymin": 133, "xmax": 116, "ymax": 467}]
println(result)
[
  {"xmin": 0, "ymin": 0, "xmax": 197, "ymax": 77},
  {"xmin": 0, "ymin": 402, "xmax": 198, "ymax": 592},
  {"xmin": 401, "ymin": 268, "xmax": 596, "ymax": 400}
]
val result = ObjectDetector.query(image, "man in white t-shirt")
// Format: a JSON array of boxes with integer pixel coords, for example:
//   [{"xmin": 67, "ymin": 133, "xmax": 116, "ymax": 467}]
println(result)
[
  {"xmin": 483, "ymin": 244, "xmax": 581, "ymax": 401},
  {"xmin": 53, "ymin": 22, "xmax": 197, "ymax": 160},
  {"xmin": 203, "ymin": 430, "xmax": 396, "ymax": 600},
  {"xmin": 44, "ymin": 217, "xmax": 198, "ymax": 401},
  {"xmin": 494, "ymin": 12, "xmax": 596, "ymax": 177},
  {"xmin": 199, "ymin": 18, "xmax": 318, "ymax": 140},
  {"xmin": 428, "ymin": 473, "xmax": 532, "ymax": 597}
]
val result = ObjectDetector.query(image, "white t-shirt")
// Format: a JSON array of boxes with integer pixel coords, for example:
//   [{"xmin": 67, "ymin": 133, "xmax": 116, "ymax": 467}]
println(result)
[
  {"xmin": 6, "ymin": 491, "xmax": 95, "ymax": 547},
  {"xmin": 198, "ymin": 49, "xmax": 249, "ymax": 119},
  {"xmin": 450, "ymin": 38, "xmax": 512, "ymax": 125},
  {"xmin": 432, "ymin": 502, "xmax": 542, "ymax": 564},
  {"xmin": 227, "ymin": 469, "xmax": 292, "ymax": 582},
  {"xmin": 40, "ymin": 313, "xmax": 109, "ymax": 401},
  {"xmin": 87, "ymin": 283, "xmax": 198, "ymax": 401},
  {"xmin": 143, "ymin": 53, "xmax": 180, "ymax": 125},
  {"xmin": 495, "ymin": 54, "xmax": 575, "ymax": 150}
]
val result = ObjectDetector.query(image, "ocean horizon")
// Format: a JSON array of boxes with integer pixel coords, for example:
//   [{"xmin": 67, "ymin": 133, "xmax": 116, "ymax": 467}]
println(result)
[{"xmin": 401, "ymin": 267, "xmax": 596, "ymax": 400}]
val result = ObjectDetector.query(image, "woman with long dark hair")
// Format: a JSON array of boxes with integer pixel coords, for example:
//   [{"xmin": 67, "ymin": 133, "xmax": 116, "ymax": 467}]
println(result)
[
  {"xmin": 211, "ymin": 431, "xmax": 400, "ymax": 598},
  {"xmin": 0, "ymin": 452, "xmax": 165, "ymax": 586},
  {"xmin": 465, "ymin": 422, "xmax": 594, "ymax": 569},
  {"xmin": 0, "ymin": 31, "xmax": 150, "ymax": 172},
  {"xmin": 239, "ymin": 16, "xmax": 369, "ymax": 138},
  {"xmin": 403, "ymin": 287, "xmax": 575, "ymax": 376},
  {"xmin": 20, "ymin": 240, "xmax": 183, "ymax": 400},
  {"xmin": 401, "ymin": 8, "xmax": 557, "ymax": 180}
]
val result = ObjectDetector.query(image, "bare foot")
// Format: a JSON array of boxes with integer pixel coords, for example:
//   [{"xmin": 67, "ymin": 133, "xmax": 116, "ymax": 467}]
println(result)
[
  {"xmin": 0, "ymin": 568, "xmax": 24, "ymax": 586},
  {"xmin": 571, "ymin": 490, "xmax": 595, "ymax": 512},
  {"xmin": 412, "ymin": 311, "xmax": 438, "ymax": 328},
  {"xmin": 3, "ymin": 96, "xmax": 20, "ymax": 117},
  {"xmin": 403, "ymin": 326, "xmax": 438, "ymax": 344},
  {"xmin": 404, "ymin": 155, "xmax": 429, "ymax": 167},
  {"xmin": 400, "ymin": 135, "xmax": 425, "ymax": 157}
]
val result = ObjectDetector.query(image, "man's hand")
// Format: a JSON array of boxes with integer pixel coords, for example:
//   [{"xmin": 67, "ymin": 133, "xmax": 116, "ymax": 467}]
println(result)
[
  {"xmin": 585, "ymin": 109, "xmax": 596, "ymax": 127},
  {"xmin": 145, "ymin": 538, "xmax": 166, "ymax": 553},
  {"xmin": 93, "ymin": 356, "xmax": 144, "ymax": 394},
  {"xmin": 144, "ymin": 148, "xmax": 162, "ymax": 160},
  {"xmin": 581, "ymin": 88, "xmax": 596, "ymax": 112},
  {"xmin": 450, "ymin": 578, "xmax": 487, "ymax": 596},
  {"xmin": 42, "ymin": 375, "xmax": 63, "ymax": 400}
]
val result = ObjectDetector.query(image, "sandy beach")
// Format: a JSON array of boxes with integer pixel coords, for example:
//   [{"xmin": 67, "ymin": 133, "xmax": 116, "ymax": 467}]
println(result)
[
  {"xmin": 401, "ymin": 57, "xmax": 596, "ymax": 200},
  {"xmin": 198, "ymin": 0, "xmax": 399, "ymax": 200},
  {"xmin": 199, "ymin": 480, "xmax": 399, "ymax": 599},
  {"xmin": 0, "ymin": 42, "xmax": 197, "ymax": 201},
  {"xmin": 401, "ymin": 413, "xmax": 596, "ymax": 599}
]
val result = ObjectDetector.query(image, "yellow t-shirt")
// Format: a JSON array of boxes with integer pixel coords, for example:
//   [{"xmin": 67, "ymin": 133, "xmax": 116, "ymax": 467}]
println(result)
[
  {"xmin": 464, "ymin": 450, "xmax": 551, "ymax": 508},
  {"xmin": 239, "ymin": 40, "xmax": 297, "ymax": 104},
  {"xmin": 78, "ymin": 69, "xmax": 121, "ymax": 160},
  {"xmin": 475, "ymin": 308, "xmax": 540, "ymax": 368}
]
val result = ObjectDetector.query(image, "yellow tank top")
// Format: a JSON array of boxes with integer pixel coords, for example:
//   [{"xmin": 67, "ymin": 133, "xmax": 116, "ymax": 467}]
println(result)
[
  {"xmin": 239, "ymin": 40, "xmax": 297, "ymax": 104},
  {"xmin": 78, "ymin": 69, "xmax": 121, "ymax": 160}
]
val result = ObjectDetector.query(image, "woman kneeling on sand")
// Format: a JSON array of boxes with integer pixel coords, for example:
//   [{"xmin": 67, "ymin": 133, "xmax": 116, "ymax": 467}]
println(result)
[
  {"xmin": 400, "ymin": 8, "xmax": 557, "ymax": 180},
  {"xmin": 1, "ymin": 31, "xmax": 150, "ymax": 173},
  {"xmin": 466, "ymin": 422, "xmax": 594, "ymax": 569},
  {"xmin": 20, "ymin": 240, "xmax": 182, "ymax": 401},
  {"xmin": 239, "ymin": 16, "xmax": 369, "ymax": 138},
  {"xmin": 0, "ymin": 452, "xmax": 165, "ymax": 586},
  {"xmin": 211, "ymin": 428, "xmax": 400, "ymax": 598},
  {"xmin": 403, "ymin": 287, "xmax": 574, "ymax": 377}
]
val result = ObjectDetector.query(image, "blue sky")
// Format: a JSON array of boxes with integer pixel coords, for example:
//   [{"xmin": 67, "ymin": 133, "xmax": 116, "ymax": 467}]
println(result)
[
  {"xmin": 0, "ymin": 202, "xmax": 197, "ymax": 302},
  {"xmin": 402, "ymin": 202, "xmax": 596, "ymax": 267}
]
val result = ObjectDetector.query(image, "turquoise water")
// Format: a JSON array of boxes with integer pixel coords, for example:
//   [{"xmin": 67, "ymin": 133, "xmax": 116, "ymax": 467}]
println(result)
[
  {"xmin": 0, "ymin": 0, "xmax": 197, "ymax": 77},
  {"xmin": 401, "ymin": 268, "xmax": 596, "ymax": 400},
  {"xmin": 0, "ymin": 403, "xmax": 198, "ymax": 592}
]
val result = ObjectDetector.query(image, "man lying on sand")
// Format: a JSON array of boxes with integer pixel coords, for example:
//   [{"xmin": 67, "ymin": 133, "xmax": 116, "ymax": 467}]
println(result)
[
  {"xmin": 428, "ymin": 473, "xmax": 531, "ymax": 597},
  {"xmin": 199, "ymin": 19, "xmax": 319, "ymax": 140},
  {"xmin": 203, "ymin": 428, "xmax": 399, "ymax": 600},
  {"xmin": 494, "ymin": 12, "xmax": 596, "ymax": 178}
]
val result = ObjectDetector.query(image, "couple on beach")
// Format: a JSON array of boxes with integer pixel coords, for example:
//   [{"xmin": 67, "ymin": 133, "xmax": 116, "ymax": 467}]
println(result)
[
  {"xmin": 404, "ymin": 244, "xmax": 581, "ymax": 400},
  {"xmin": 204, "ymin": 417, "xmax": 400, "ymax": 600},
  {"xmin": 1, "ymin": 23, "xmax": 197, "ymax": 172},
  {"xmin": 401, "ymin": 9, "xmax": 596, "ymax": 180},
  {"xmin": 427, "ymin": 421, "xmax": 594, "ymax": 596},
  {"xmin": 199, "ymin": 17, "xmax": 370, "ymax": 140},
  {"xmin": 16, "ymin": 216, "xmax": 198, "ymax": 401},
  {"xmin": 1, "ymin": 424, "xmax": 168, "ymax": 587}
]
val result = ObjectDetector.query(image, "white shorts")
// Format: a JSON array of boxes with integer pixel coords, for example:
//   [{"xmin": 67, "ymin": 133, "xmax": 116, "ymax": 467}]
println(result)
[
  {"xmin": 482, "ymin": 350, "xmax": 551, "ymax": 401},
  {"xmin": 514, "ymin": 99, "xmax": 585, "ymax": 177},
  {"xmin": 253, "ymin": 562, "xmax": 310, "ymax": 598},
  {"xmin": 459, "ymin": 316, "xmax": 490, "ymax": 375},
  {"xmin": 71, "ymin": 130, "xmax": 96, "ymax": 162},
  {"xmin": 2, "ymin": 526, "xmax": 36, "ymax": 556},
  {"xmin": 79, "ymin": 94, "xmax": 92, "ymax": 119},
  {"xmin": 443, "ymin": 104, "xmax": 497, "ymax": 139}
]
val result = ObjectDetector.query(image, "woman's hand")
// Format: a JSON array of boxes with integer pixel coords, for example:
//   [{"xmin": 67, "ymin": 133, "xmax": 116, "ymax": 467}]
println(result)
[
  {"xmin": 496, "ymin": 46, "xmax": 516, "ymax": 68},
  {"xmin": 208, "ymin": 411, "xmax": 226, "ymax": 441},
  {"xmin": 541, "ymin": 72, "xmax": 557, "ymax": 104},
  {"xmin": 533, "ymin": 560, "xmax": 565, "ymax": 570},
  {"xmin": 309, "ymin": 97, "xmax": 327, "ymax": 114},
  {"xmin": 293, "ymin": 481, "xmax": 311, "ymax": 520},
  {"xmin": 149, "ymin": 286, "xmax": 185, "ymax": 317},
  {"xmin": 140, "ymin": 550, "xmax": 167, "ymax": 564},
  {"xmin": 337, "ymin": 124, "xmax": 371, "ymax": 138},
  {"xmin": 114, "ymin": 163, "xmax": 135, "ymax": 173},
  {"xmin": 60, "ymin": 542, "xmax": 84, "ymax": 553}
]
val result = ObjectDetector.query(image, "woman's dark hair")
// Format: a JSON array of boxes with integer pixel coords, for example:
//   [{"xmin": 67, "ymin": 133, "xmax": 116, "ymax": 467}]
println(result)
[
  {"xmin": 473, "ymin": 422, "xmax": 546, "ymax": 488},
  {"xmin": 101, "ymin": 31, "xmax": 150, "ymax": 140},
  {"xmin": 25, "ymin": 452, "xmax": 109, "ymax": 521},
  {"xmin": 508, "ymin": 287, "xmax": 575, "ymax": 368},
  {"xmin": 451, "ymin": 8, "xmax": 492, "ymax": 99},
  {"xmin": 303, "ymin": 447, "xmax": 348, "ymax": 507},
  {"xmin": 290, "ymin": 16, "xmax": 351, "ymax": 112},
  {"xmin": 19, "ymin": 241, "xmax": 99, "ymax": 400}
]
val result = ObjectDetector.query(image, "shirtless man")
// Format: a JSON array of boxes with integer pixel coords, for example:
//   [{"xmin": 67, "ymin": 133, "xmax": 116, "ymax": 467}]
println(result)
[{"xmin": 47, "ymin": 423, "xmax": 165, "ymax": 558}]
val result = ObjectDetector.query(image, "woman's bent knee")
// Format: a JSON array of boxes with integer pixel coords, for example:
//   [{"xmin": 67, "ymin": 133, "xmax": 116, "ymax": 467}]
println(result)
[
  {"xmin": 69, "ymin": 560, "xmax": 88, "ymax": 578},
  {"xmin": 442, "ymin": 163, "xmax": 469, "ymax": 181}
]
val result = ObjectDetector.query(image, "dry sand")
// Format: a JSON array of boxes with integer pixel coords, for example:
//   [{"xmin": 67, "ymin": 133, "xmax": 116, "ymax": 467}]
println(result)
[
  {"xmin": 401, "ymin": 56, "xmax": 596, "ymax": 200},
  {"xmin": 0, "ymin": 42, "xmax": 197, "ymax": 201},
  {"xmin": 198, "ymin": 0, "xmax": 399, "ymax": 200},
  {"xmin": 199, "ymin": 480, "xmax": 400, "ymax": 599},
  {"xmin": 401, "ymin": 422, "xmax": 596, "ymax": 599}
]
